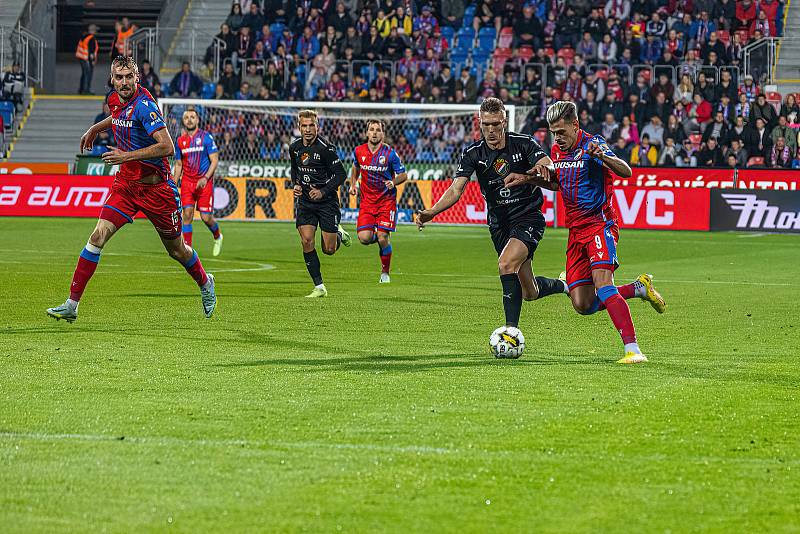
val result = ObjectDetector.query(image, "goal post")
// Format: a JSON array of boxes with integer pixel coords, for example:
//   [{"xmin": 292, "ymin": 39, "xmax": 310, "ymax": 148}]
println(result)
[{"xmin": 159, "ymin": 98, "xmax": 517, "ymax": 226}]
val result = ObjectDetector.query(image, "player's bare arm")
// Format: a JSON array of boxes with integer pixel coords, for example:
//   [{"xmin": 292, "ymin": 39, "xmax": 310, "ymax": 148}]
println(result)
[
  {"xmin": 348, "ymin": 163, "xmax": 360, "ymax": 196},
  {"xmin": 102, "ymin": 128, "xmax": 175, "ymax": 165},
  {"xmin": 415, "ymin": 175, "xmax": 469, "ymax": 229},
  {"xmin": 588, "ymin": 142, "xmax": 632, "ymax": 177},
  {"xmin": 197, "ymin": 152, "xmax": 219, "ymax": 190},
  {"xmin": 386, "ymin": 171, "xmax": 408, "ymax": 190},
  {"xmin": 80, "ymin": 115, "xmax": 112, "ymax": 152},
  {"xmin": 504, "ymin": 155, "xmax": 557, "ymax": 188},
  {"xmin": 173, "ymin": 159, "xmax": 183, "ymax": 185}
]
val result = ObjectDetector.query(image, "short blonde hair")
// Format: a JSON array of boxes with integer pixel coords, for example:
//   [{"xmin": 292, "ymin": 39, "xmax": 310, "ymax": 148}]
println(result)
[
  {"xmin": 546, "ymin": 101, "xmax": 578, "ymax": 126},
  {"xmin": 298, "ymin": 109, "xmax": 319, "ymax": 123}
]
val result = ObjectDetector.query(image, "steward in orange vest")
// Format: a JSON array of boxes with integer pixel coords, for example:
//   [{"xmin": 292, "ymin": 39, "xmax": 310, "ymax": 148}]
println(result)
[{"xmin": 76, "ymin": 24, "xmax": 99, "ymax": 95}]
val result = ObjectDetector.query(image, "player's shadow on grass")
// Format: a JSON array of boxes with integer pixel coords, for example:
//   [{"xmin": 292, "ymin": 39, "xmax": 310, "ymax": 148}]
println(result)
[{"xmin": 215, "ymin": 352, "xmax": 601, "ymax": 372}]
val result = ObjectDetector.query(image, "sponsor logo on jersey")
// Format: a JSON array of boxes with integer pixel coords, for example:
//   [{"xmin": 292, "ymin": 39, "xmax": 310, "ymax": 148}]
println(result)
[
  {"xmin": 554, "ymin": 160, "xmax": 585, "ymax": 170},
  {"xmin": 112, "ymin": 118, "xmax": 134, "ymax": 128},
  {"xmin": 181, "ymin": 146, "xmax": 206, "ymax": 154},
  {"xmin": 300, "ymin": 152, "xmax": 311, "ymax": 165},
  {"xmin": 494, "ymin": 158, "xmax": 509, "ymax": 176},
  {"xmin": 511, "ymin": 153, "xmax": 522, "ymax": 163},
  {"xmin": 361, "ymin": 165, "xmax": 388, "ymax": 172},
  {"xmin": 297, "ymin": 166, "xmax": 316, "ymax": 172}
]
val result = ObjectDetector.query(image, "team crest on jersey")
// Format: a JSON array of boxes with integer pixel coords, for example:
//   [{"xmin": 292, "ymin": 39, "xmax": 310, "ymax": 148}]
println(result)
[
  {"xmin": 494, "ymin": 158, "xmax": 509, "ymax": 176},
  {"xmin": 196, "ymin": 138, "xmax": 202, "ymax": 145},
  {"xmin": 301, "ymin": 152, "xmax": 311, "ymax": 165},
  {"xmin": 379, "ymin": 155, "xmax": 386, "ymax": 164},
  {"xmin": 574, "ymin": 148, "xmax": 584, "ymax": 160}
]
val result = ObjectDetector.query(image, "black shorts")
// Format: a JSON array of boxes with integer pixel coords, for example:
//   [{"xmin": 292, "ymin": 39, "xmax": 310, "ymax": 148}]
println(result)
[
  {"xmin": 296, "ymin": 198, "xmax": 341, "ymax": 233},
  {"xmin": 488, "ymin": 209, "xmax": 546, "ymax": 259}
]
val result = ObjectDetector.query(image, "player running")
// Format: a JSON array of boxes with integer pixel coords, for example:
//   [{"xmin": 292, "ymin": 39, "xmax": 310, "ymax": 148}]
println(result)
[
  {"xmin": 174, "ymin": 108, "xmax": 223, "ymax": 256},
  {"xmin": 505, "ymin": 101, "xmax": 665, "ymax": 364},
  {"xmin": 415, "ymin": 97, "xmax": 566, "ymax": 329},
  {"xmin": 289, "ymin": 109, "xmax": 351, "ymax": 298},
  {"xmin": 348, "ymin": 119, "xmax": 408, "ymax": 283},
  {"xmin": 46, "ymin": 56, "xmax": 216, "ymax": 322}
]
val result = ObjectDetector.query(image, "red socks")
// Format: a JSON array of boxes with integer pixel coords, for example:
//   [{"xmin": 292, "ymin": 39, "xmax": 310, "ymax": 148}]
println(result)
[
  {"xmin": 182, "ymin": 249, "xmax": 209, "ymax": 286},
  {"xmin": 69, "ymin": 244, "xmax": 102, "ymax": 302},
  {"xmin": 182, "ymin": 223, "xmax": 193, "ymax": 246},
  {"xmin": 379, "ymin": 244, "xmax": 392, "ymax": 274},
  {"xmin": 597, "ymin": 285, "xmax": 637, "ymax": 345}
]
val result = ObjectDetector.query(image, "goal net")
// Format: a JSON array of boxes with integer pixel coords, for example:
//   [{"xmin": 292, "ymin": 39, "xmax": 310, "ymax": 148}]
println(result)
[{"xmin": 159, "ymin": 99, "xmax": 520, "ymax": 226}]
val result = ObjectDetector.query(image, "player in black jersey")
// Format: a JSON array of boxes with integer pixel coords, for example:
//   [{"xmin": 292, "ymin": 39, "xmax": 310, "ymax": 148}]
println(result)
[
  {"xmin": 415, "ymin": 97, "xmax": 566, "ymax": 329},
  {"xmin": 289, "ymin": 109, "xmax": 351, "ymax": 298}
]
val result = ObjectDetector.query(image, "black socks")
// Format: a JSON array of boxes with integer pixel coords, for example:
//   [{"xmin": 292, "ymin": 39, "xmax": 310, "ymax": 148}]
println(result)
[{"xmin": 303, "ymin": 250, "xmax": 323, "ymax": 285}]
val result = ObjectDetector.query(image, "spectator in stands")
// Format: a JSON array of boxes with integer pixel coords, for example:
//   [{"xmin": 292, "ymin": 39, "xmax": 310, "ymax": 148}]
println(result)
[
  {"xmin": 630, "ymin": 134, "xmax": 658, "ymax": 166},
  {"xmin": 752, "ymin": 93, "xmax": 778, "ymax": 129},
  {"xmin": 658, "ymin": 137, "xmax": 678, "ymax": 166},
  {"xmin": 455, "ymin": 67, "xmax": 477, "ymax": 103},
  {"xmin": 576, "ymin": 32, "xmax": 597, "ymax": 61},
  {"xmin": 233, "ymin": 26, "xmax": 254, "ymax": 72},
  {"xmin": 600, "ymin": 113, "xmax": 619, "ymax": 142},
  {"xmin": 725, "ymin": 138, "xmax": 749, "ymax": 167},
  {"xmin": 597, "ymin": 34, "xmax": 618, "ymax": 63},
  {"xmin": 139, "ymin": 60, "xmax": 160, "ymax": 95},
  {"xmin": 585, "ymin": 8, "xmax": 605, "ymax": 42},
  {"xmin": 242, "ymin": 62, "xmax": 263, "ymax": 95},
  {"xmin": 263, "ymin": 62, "xmax": 283, "ymax": 99},
  {"xmin": 382, "ymin": 27, "xmax": 406, "ymax": 61},
  {"xmin": 474, "ymin": 0, "xmax": 502, "ymax": 33},
  {"xmin": 2, "ymin": 62, "xmax": 25, "ymax": 109},
  {"xmin": 94, "ymin": 101, "xmax": 109, "ymax": 125},
  {"xmin": 736, "ymin": 93, "xmax": 752, "ymax": 124},
  {"xmin": 650, "ymin": 74, "xmax": 674, "ymax": 105},
  {"xmin": 686, "ymin": 93, "xmax": 712, "ymax": 133},
  {"xmin": 328, "ymin": 2, "xmax": 352, "ymax": 38},
  {"xmin": 694, "ymin": 72, "xmax": 716, "ymax": 103},
  {"xmin": 243, "ymin": 3, "xmax": 265, "ymax": 35},
  {"xmin": 441, "ymin": 0, "xmax": 465, "ymax": 28},
  {"xmin": 235, "ymin": 81, "xmax": 252, "ymax": 100},
  {"xmin": 434, "ymin": 65, "xmax": 455, "ymax": 102},
  {"xmin": 739, "ymin": 75, "xmax": 759, "ymax": 103},
  {"xmin": 702, "ymin": 32, "xmax": 727, "ymax": 63},
  {"xmin": 226, "ymin": 2, "xmax": 244, "ymax": 32},
  {"xmin": 513, "ymin": 4, "xmax": 542, "ymax": 49},
  {"xmin": 743, "ymin": 118, "xmax": 771, "ymax": 158},
  {"xmin": 170, "ymin": 62, "xmax": 203, "ymax": 98},
  {"xmin": 620, "ymin": 115, "xmax": 641, "ymax": 145},
  {"xmin": 641, "ymin": 115, "xmax": 665, "ymax": 147},
  {"xmin": 208, "ymin": 24, "xmax": 236, "ymax": 66},
  {"xmin": 600, "ymin": 91, "xmax": 623, "ymax": 123},
  {"xmin": 373, "ymin": 10, "xmax": 391, "ymax": 38},
  {"xmin": 752, "ymin": 11, "xmax": 773, "ymax": 38},
  {"xmin": 689, "ymin": 11, "xmax": 716, "ymax": 49},
  {"xmin": 218, "ymin": 62, "xmax": 240, "ymax": 98},
  {"xmin": 605, "ymin": 0, "xmax": 630, "ymax": 21},
  {"xmin": 771, "ymin": 115, "xmax": 796, "ymax": 153},
  {"xmin": 697, "ymin": 137, "xmax": 725, "ymax": 166},
  {"xmin": 284, "ymin": 72, "xmax": 302, "ymax": 100},
  {"xmin": 768, "ymin": 137, "xmax": 793, "ymax": 168},
  {"xmin": 676, "ymin": 139, "xmax": 698, "ymax": 167},
  {"xmin": 212, "ymin": 84, "xmax": 225, "ymax": 99},
  {"xmin": 781, "ymin": 94, "xmax": 799, "ymax": 124},
  {"xmin": 613, "ymin": 136, "xmax": 632, "ymax": 162},
  {"xmin": 339, "ymin": 26, "xmax": 361, "ymax": 57},
  {"xmin": 362, "ymin": 26, "xmax": 384, "ymax": 61},
  {"xmin": 555, "ymin": 7, "xmax": 582, "ymax": 50},
  {"xmin": 664, "ymin": 114, "xmax": 684, "ymax": 146},
  {"xmin": 702, "ymin": 111, "xmax": 731, "ymax": 144},
  {"xmin": 75, "ymin": 24, "xmax": 99, "ymax": 95},
  {"xmin": 716, "ymin": 70, "xmax": 737, "ymax": 103}
]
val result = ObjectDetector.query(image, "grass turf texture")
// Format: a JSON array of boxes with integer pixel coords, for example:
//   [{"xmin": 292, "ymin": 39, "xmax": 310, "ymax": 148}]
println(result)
[{"xmin": 1, "ymin": 217, "xmax": 799, "ymax": 532}]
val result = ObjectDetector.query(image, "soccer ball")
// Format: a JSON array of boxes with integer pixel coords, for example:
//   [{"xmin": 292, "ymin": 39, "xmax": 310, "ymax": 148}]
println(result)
[{"xmin": 489, "ymin": 326, "xmax": 525, "ymax": 359}]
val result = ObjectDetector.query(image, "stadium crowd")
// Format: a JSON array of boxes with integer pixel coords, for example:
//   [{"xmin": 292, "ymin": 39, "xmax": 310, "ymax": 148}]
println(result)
[{"xmin": 97, "ymin": 0, "xmax": 800, "ymax": 169}]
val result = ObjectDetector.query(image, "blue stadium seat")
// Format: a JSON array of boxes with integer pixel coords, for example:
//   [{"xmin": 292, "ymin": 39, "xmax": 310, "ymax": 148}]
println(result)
[
  {"xmin": 270, "ymin": 23, "xmax": 286, "ymax": 36},
  {"xmin": 440, "ymin": 26, "xmax": 455, "ymax": 47},
  {"xmin": 463, "ymin": 5, "xmax": 476, "ymax": 28},
  {"xmin": 450, "ymin": 50, "xmax": 468, "ymax": 65},
  {"xmin": 477, "ymin": 27, "xmax": 496, "ymax": 50},
  {"xmin": 200, "ymin": 82, "xmax": 216, "ymax": 99},
  {"xmin": 0, "ymin": 101, "xmax": 14, "ymax": 133},
  {"xmin": 455, "ymin": 28, "xmax": 475, "ymax": 50}
]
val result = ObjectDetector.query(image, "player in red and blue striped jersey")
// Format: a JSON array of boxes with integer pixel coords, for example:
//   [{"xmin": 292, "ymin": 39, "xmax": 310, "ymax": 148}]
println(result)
[
  {"xmin": 348, "ymin": 119, "xmax": 408, "ymax": 283},
  {"xmin": 505, "ymin": 101, "xmax": 665, "ymax": 364},
  {"xmin": 46, "ymin": 56, "xmax": 216, "ymax": 322},
  {"xmin": 174, "ymin": 109, "xmax": 223, "ymax": 256}
]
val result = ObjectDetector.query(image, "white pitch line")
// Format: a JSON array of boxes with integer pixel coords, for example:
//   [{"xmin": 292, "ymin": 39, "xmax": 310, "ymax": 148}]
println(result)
[
  {"xmin": 0, "ymin": 431, "xmax": 452, "ymax": 455},
  {"xmin": 389, "ymin": 272, "xmax": 793, "ymax": 286}
]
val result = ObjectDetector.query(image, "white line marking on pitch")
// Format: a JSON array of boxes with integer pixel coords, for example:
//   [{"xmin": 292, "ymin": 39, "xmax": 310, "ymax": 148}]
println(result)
[{"xmin": 0, "ymin": 431, "xmax": 452, "ymax": 455}]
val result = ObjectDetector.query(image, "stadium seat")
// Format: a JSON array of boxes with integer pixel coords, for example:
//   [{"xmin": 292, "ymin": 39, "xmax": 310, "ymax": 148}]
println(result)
[
  {"xmin": 200, "ymin": 83, "xmax": 216, "ymax": 99},
  {"xmin": 477, "ymin": 27, "xmax": 497, "ymax": 50},
  {"xmin": 270, "ymin": 22, "xmax": 286, "ymax": 36},
  {"xmin": 440, "ymin": 26, "xmax": 455, "ymax": 47},
  {"xmin": 594, "ymin": 68, "xmax": 609, "ymax": 80},
  {"xmin": 463, "ymin": 5, "xmax": 476, "ymax": 28},
  {"xmin": 689, "ymin": 133, "xmax": 702, "ymax": 148},
  {"xmin": 450, "ymin": 50, "xmax": 469, "ymax": 65},
  {"xmin": 497, "ymin": 27, "xmax": 514, "ymax": 49},
  {"xmin": 718, "ymin": 30, "xmax": 731, "ymax": 46},
  {"xmin": 517, "ymin": 45, "xmax": 534, "ymax": 61},
  {"xmin": 492, "ymin": 47, "xmax": 512, "ymax": 71},
  {"xmin": 557, "ymin": 47, "xmax": 575, "ymax": 66},
  {"xmin": 747, "ymin": 156, "xmax": 765, "ymax": 167},
  {"xmin": 767, "ymin": 91, "xmax": 783, "ymax": 113},
  {"xmin": 0, "ymin": 110, "xmax": 13, "ymax": 135},
  {"xmin": 455, "ymin": 28, "xmax": 475, "ymax": 50}
]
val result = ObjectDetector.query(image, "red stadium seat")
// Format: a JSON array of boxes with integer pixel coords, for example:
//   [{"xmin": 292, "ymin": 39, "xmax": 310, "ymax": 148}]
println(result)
[
  {"xmin": 557, "ymin": 47, "xmax": 575, "ymax": 66},
  {"xmin": 718, "ymin": 30, "xmax": 731, "ymax": 46},
  {"xmin": 594, "ymin": 68, "xmax": 609, "ymax": 80},
  {"xmin": 747, "ymin": 156, "xmax": 765, "ymax": 167},
  {"xmin": 498, "ymin": 27, "xmax": 514, "ymax": 49},
  {"xmin": 552, "ymin": 88, "xmax": 562, "ymax": 100},
  {"xmin": 689, "ymin": 133, "xmax": 702, "ymax": 148},
  {"xmin": 543, "ymin": 47, "xmax": 555, "ymax": 58},
  {"xmin": 518, "ymin": 45, "xmax": 534, "ymax": 61}
]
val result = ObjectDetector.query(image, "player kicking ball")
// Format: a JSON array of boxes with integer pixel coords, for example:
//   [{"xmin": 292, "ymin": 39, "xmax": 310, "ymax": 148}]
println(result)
[
  {"xmin": 415, "ymin": 97, "xmax": 566, "ymax": 329},
  {"xmin": 174, "ymin": 108, "xmax": 223, "ymax": 256},
  {"xmin": 289, "ymin": 109, "xmax": 351, "ymax": 298},
  {"xmin": 505, "ymin": 101, "xmax": 665, "ymax": 364},
  {"xmin": 46, "ymin": 56, "xmax": 216, "ymax": 322},
  {"xmin": 348, "ymin": 119, "xmax": 408, "ymax": 283}
]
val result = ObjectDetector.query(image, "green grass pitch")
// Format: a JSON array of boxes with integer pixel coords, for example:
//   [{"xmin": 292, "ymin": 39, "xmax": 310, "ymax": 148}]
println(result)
[{"xmin": 1, "ymin": 217, "xmax": 798, "ymax": 532}]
